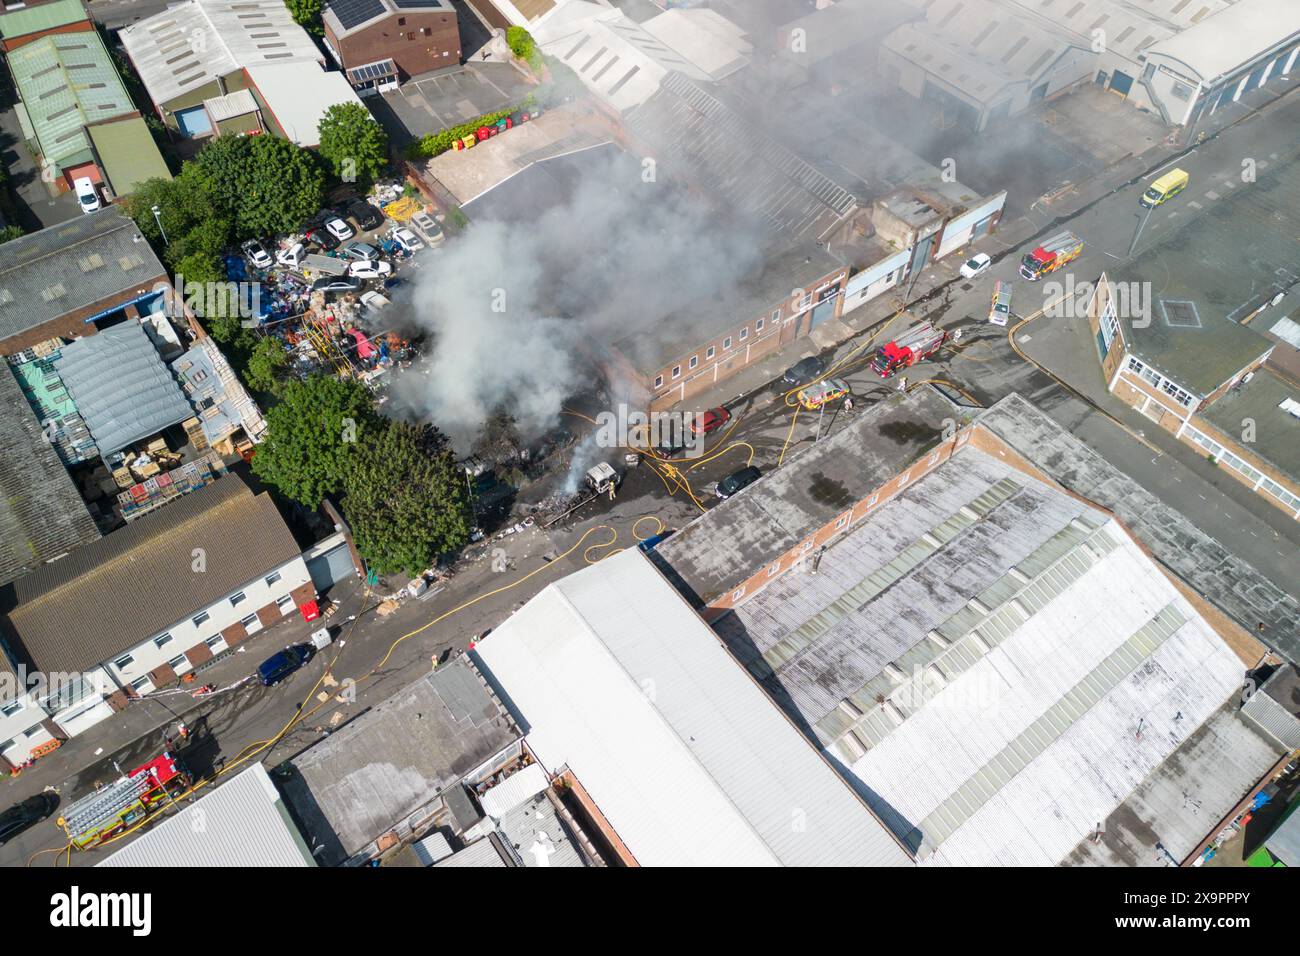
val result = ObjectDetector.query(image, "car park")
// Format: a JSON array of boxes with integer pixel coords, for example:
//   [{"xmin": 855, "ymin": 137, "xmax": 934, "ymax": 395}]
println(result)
[
  {"xmin": 257, "ymin": 644, "xmax": 313, "ymax": 686},
  {"xmin": 311, "ymin": 275, "xmax": 363, "ymax": 294},
  {"xmin": 241, "ymin": 239, "xmax": 273, "ymax": 270},
  {"xmin": 716, "ymin": 466, "xmax": 762, "ymax": 499},
  {"xmin": 388, "ymin": 225, "xmax": 423, "ymax": 253},
  {"xmin": 0, "ymin": 793, "xmax": 57, "ymax": 844},
  {"xmin": 782, "ymin": 355, "xmax": 825, "ymax": 387},
  {"xmin": 73, "ymin": 177, "xmax": 101, "ymax": 214},
  {"xmin": 324, "ymin": 215, "xmax": 354, "ymax": 241},
  {"xmin": 795, "ymin": 378, "xmax": 849, "ymax": 410},
  {"xmin": 960, "ymin": 253, "xmax": 992, "ymax": 278},
  {"xmin": 276, "ymin": 241, "xmax": 306, "ymax": 268},
  {"xmin": 340, "ymin": 240, "xmax": 381, "ymax": 261},
  {"xmin": 691, "ymin": 406, "xmax": 731, "ymax": 436},
  {"xmin": 347, "ymin": 259, "xmax": 392, "ymax": 279},
  {"xmin": 410, "ymin": 210, "xmax": 444, "ymax": 244},
  {"xmin": 344, "ymin": 198, "xmax": 384, "ymax": 231}
]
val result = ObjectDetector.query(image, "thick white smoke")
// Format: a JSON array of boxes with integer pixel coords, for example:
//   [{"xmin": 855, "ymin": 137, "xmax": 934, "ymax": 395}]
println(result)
[{"xmin": 390, "ymin": 146, "xmax": 764, "ymax": 449}]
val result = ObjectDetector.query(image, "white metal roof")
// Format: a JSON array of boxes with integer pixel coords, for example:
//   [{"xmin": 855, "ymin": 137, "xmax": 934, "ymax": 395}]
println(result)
[
  {"xmin": 473, "ymin": 548, "xmax": 911, "ymax": 867},
  {"xmin": 478, "ymin": 762, "xmax": 550, "ymax": 818},
  {"xmin": 98, "ymin": 764, "xmax": 315, "ymax": 867},
  {"xmin": 246, "ymin": 62, "xmax": 365, "ymax": 147},
  {"xmin": 1144, "ymin": 0, "xmax": 1300, "ymax": 81},
  {"xmin": 204, "ymin": 88, "xmax": 259, "ymax": 123},
  {"xmin": 120, "ymin": 0, "xmax": 322, "ymax": 108},
  {"xmin": 640, "ymin": 8, "xmax": 752, "ymax": 81}
]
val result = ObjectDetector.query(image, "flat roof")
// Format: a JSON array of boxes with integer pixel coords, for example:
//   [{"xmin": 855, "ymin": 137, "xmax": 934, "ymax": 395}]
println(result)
[
  {"xmin": 246, "ymin": 62, "xmax": 365, "ymax": 148},
  {"xmin": 99, "ymin": 764, "xmax": 316, "ymax": 867},
  {"xmin": 0, "ymin": 209, "xmax": 165, "ymax": 348},
  {"xmin": 657, "ymin": 389, "xmax": 956, "ymax": 605},
  {"xmin": 323, "ymin": 0, "xmax": 453, "ymax": 39},
  {"xmin": 7, "ymin": 31, "xmax": 135, "ymax": 172},
  {"xmin": 1145, "ymin": 0, "xmax": 1300, "ymax": 81},
  {"xmin": 0, "ymin": 363, "xmax": 99, "ymax": 589},
  {"xmin": 87, "ymin": 116, "xmax": 171, "ymax": 198},
  {"xmin": 718, "ymin": 443, "xmax": 1250, "ymax": 864},
  {"xmin": 1198, "ymin": 365, "xmax": 1300, "ymax": 483},
  {"xmin": 473, "ymin": 547, "xmax": 912, "ymax": 867},
  {"xmin": 0, "ymin": 0, "xmax": 88, "ymax": 41},
  {"xmin": 1117, "ymin": 158, "xmax": 1300, "ymax": 395},
  {"xmin": 280, "ymin": 657, "xmax": 519, "ymax": 865}
]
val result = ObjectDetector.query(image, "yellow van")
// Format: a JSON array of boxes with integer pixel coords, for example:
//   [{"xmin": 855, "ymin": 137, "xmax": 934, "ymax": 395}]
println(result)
[{"xmin": 1140, "ymin": 168, "xmax": 1189, "ymax": 208}]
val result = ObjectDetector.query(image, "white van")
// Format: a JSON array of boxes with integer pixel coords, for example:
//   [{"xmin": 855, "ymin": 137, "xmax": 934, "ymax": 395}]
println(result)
[{"xmin": 73, "ymin": 177, "xmax": 101, "ymax": 214}]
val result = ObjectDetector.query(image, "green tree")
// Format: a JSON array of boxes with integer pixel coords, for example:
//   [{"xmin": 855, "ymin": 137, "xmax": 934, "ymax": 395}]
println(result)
[
  {"xmin": 342, "ymin": 421, "xmax": 472, "ymax": 576},
  {"xmin": 192, "ymin": 134, "xmax": 324, "ymax": 238},
  {"xmin": 244, "ymin": 335, "xmax": 289, "ymax": 395},
  {"xmin": 0, "ymin": 224, "xmax": 24, "ymax": 244},
  {"xmin": 506, "ymin": 26, "xmax": 540, "ymax": 69},
  {"xmin": 252, "ymin": 376, "xmax": 377, "ymax": 507},
  {"xmin": 285, "ymin": 0, "xmax": 323, "ymax": 34},
  {"xmin": 124, "ymin": 168, "xmax": 232, "ymax": 266},
  {"xmin": 318, "ymin": 102, "xmax": 388, "ymax": 189}
]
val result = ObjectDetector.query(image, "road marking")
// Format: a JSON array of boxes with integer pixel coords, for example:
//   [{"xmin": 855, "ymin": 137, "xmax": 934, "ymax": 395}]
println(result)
[
  {"xmin": 1188, "ymin": 201, "xmax": 1203, "ymax": 209},
  {"xmin": 1206, "ymin": 191, "xmax": 1220, "ymax": 200}
]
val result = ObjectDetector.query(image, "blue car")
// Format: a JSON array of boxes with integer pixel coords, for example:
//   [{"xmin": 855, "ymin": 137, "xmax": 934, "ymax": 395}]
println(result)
[{"xmin": 257, "ymin": 644, "xmax": 312, "ymax": 686}]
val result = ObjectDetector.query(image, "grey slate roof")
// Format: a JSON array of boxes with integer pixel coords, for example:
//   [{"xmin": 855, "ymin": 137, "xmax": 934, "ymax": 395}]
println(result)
[
  {"xmin": 977, "ymin": 393, "xmax": 1300, "ymax": 658},
  {"xmin": 280, "ymin": 657, "xmax": 519, "ymax": 865},
  {"xmin": 1265, "ymin": 801, "xmax": 1300, "ymax": 867},
  {"xmin": 7, "ymin": 474, "xmax": 302, "ymax": 672},
  {"xmin": 1198, "ymin": 365, "xmax": 1300, "ymax": 483},
  {"xmin": 0, "ymin": 363, "xmax": 99, "ymax": 587},
  {"xmin": 656, "ymin": 388, "xmax": 957, "ymax": 605},
  {"xmin": 54, "ymin": 321, "xmax": 192, "ymax": 455},
  {"xmin": 99, "ymin": 763, "xmax": 315, "ymax": 867},
  {"xmin": 0, "ymin": 209, "xmax": 164, "ymax": 346}
]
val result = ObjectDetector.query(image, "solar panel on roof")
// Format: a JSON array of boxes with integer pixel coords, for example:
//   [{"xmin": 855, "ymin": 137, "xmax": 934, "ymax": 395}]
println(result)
[
  {"xmin": 391, "ymin": 0, "xmax": 443, "ymax": 8},
  {"xmin": 330, "ymin": 0, "xmax": 384, "ymax": 29}
]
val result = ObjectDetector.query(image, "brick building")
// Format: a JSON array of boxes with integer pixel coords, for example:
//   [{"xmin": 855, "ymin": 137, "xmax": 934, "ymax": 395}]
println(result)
[
  {"xmin": 0, "ymin": 475, "xmax": 317, "ymax": 768},
  {"xmin": 322, "ymin": 0, "xmax": 461, "ymax": 94}
]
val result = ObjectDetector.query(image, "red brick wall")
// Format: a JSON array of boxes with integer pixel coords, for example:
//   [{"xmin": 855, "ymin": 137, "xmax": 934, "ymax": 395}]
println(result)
[
  {"xmin": 0, "ymin": 275, "xmax": 170, "ymax": 356},
  {"xmin": 331, "ymin": 11, "xmax": 461, "ymax": 78}
]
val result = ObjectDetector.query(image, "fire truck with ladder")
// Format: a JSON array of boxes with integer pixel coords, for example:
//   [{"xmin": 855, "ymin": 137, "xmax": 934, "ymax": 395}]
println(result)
[
  {"xmin": 1019, "ymin": 231, "xmax": 1084, "ymax": 281},
  {"xmin": 57, "ymin": 751, "xmax": 191, "ymax": 850},
  {"xmin": 870, "ymin": 322, "xmax": 949, "ymax": 378}
]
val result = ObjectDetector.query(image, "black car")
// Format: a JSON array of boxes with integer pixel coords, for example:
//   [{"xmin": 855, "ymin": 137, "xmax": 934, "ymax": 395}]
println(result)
[
  {"xmin": 782, "ymin": 355, "xmax": 826, "ymax": 387},
  {"xmin": 344, "ymin": 198, "xmax": 384, "ymax": 231},
  {"xmin": 716, "ymin": 466, "xmax": 762, "ymax": 499},
  {"xmin": 304, "ymin": 224, "xmax": 340, "ymax": 252},
  {"xmin": 311, "ymin": 275, "xmax": 362, "ymax": 294},
  {"xmin": 0, "ymin": 793, "xmax": 57, "ymax": 844},
  {"xmin": 257, "ymin": 644, "xmax": 313, "ymax": 686}
]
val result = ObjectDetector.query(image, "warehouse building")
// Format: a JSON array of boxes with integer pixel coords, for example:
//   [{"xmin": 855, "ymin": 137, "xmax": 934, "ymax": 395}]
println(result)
[
  {"xmin": 0, "ymin": 475, "xmax": 317, "ymax": 755},
  {"xmin": 0, "ymin": 0, "xmax": 168, "ymax": 197},
  {"xmin": 120, "ymin": 0, "xmax": 364, "ymax": 147}
]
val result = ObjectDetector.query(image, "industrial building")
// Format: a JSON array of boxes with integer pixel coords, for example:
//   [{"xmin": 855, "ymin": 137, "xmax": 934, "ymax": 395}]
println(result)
[
  {"xmin": 322, "ymin": 0, "xmax": 461, "ymax": 96},
  {"xmin": 120, "ymin": 0, "xmax": 365, "ymax": 147}
]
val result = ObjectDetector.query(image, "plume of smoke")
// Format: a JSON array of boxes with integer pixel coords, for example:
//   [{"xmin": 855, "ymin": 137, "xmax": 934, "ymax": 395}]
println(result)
[{"xmin": 391, "ymin": 147, "xmax": 763, "ymax": 451}]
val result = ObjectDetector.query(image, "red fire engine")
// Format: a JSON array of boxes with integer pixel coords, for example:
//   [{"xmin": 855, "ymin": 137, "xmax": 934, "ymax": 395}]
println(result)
[
  {"xmin": 1019, "ymin": 231, "xmax": 1084, "ymax": 281},
  {"xmin": 58, "ymin": 751, "xmax": 191, "ymax": 850},
  {"xmin": 870, "ymin": 322, "xmax": 949, "ymax": 378}
]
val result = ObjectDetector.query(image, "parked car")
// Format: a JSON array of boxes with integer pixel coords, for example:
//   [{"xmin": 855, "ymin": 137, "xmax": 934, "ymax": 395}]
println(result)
[
  {"xmin": 305, "ymin": 226, "xmax": 340, "ymax": 252},
  {"xmin": 347, "ymin": 259, "xmax": 392, "ymax": 279},
  {"xmin": 691, "ymin": 406, "xmax": 731, "ymax": 436},
  {"xmin": 410, "ymin": 210, "xmax": 444, "ymax": 244},
  {"xmin": 241, "ymin": 239, "xmax": 273, "ymax": 270},
  {"xmin": 344, "ymin": 198, "xmax": 384, "ymax": 231},
  {"xmin": 257, "ymin": 644, "xmax": 313, "ymax": 687},
  {"xmin": 360, "ymin": 290, "xmax": 391, "ymax": 312},
  {"xmin": 796, "ymin": 378, "xmax": 849, "ymax": 410},
  {"xmin": 276, "ymin": 241, "xmax": 306, "ymax": 268},
  {"xmin": 388, "ymin": 225, "xmax": 423, "ymax": 253},
  {"xmin": 782, "ymin": 355, "xmax": 825, "ymax": 387},
  {"xmin": 311, "ymin": 275, "xmax": 363, "ymax": 294},
  {"xmin": 73, "ymin": 177, "xmax": 101, "ymax": 214},
  {"xmin": 0, "ymin": 793, "xmax": 57, "ymax": 844},
  {"xmin": 716, "ymin": 466, "xmax": 762, "ymax": 499},
  {"xmin": 960, "ymin": 253, "xmax": 992, "ymax": 278},
  {"xmin": 340, "ymin": 240, "xmax": 381, "ymax": 262},
  {"xmin": 324, "ymin": 215, "xmax": 354, "ymax": 241}
]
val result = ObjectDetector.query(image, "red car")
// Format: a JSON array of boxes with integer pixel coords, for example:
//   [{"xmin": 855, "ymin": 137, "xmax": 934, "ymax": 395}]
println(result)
[{"xmin": 692, "ymin": 406, "xmax": 731, "ymax": 436}]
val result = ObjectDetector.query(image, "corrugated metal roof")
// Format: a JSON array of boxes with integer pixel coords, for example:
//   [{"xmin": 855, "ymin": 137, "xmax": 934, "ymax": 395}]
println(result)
[
  {"xmin": 245, "ymin": 62, "xmax": 364, "ymax": 148},
  {"xmin": 473, "ymin": 548, "xmax": 912, "ymax": 867},
  {"xmin": 7, "ymin": 474, "xmax": 303, "ymax": 673},
  {"xmin": 7, "ymin": 31, "xmax": 135, "ymax": 173},
  {"xmin": 53, "ymin": 321, "xmax": 192, "ymax": 455},
  {"xmin": 434, "ymin": 836, "xmax": 508, "ymax": 867},
  {"xmin": 202, "ymin": 88, "xmax": 259, "ymax": 123},
  {"xmin": 478, "ymin": 763, "xmax": 549, "ymax": 818},
  {"xmin": 0, "ymin": 208, "xmax": 165, "ymax": 346},
  {"xmin": 0, "ymin": 0, "xmax": 88, "ymax": 40},
  {"xmin": 98, "ymin": 764, "xmax": 316, "ymax": 867},
  {"xmin": 1265, "ymin": 802, "xmax": 1300, "ymax": 866}
]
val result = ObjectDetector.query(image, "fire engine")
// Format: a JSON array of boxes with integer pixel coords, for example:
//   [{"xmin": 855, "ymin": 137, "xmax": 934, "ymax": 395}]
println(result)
[
  {"xmin": 57, "ymin": 751, "xmax": 191, "ymax": 850},
  {"xmin": 1019, "ymin": 231, "xmax": 1084, "ymax": 281},
  {"xmin": 870, "ymin": 322, "xmax": 949, "ymax": 378}
]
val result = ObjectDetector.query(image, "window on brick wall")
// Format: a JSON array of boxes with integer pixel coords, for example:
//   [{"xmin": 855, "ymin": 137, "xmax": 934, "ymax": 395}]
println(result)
[
  {"xmin": 672, "ymin": 365, "xmax": 681, "ymax": 380},
  {"xmin": 756, "ymin": 317, "xmax": 764, "ymax": 333},
  {"xmin": 706, "ymin": 346, "xmax": 715, "ymax": 359},
  {"xmin": 689, "ymin": 355, "xmax": 698, "ymax": 369}
]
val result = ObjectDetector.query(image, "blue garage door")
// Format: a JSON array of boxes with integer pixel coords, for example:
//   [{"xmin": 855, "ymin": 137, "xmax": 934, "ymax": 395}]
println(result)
[
  {"xmin": 1109, "ymin": 70, "xmax": 1134, "ymax": 97},
  {"xmin": 176, "ymin": 106, "xmax": 213, "ymax": 139}
]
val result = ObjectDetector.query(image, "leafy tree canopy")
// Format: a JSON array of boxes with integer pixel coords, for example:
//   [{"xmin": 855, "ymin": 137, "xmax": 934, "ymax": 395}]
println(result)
[
  {"xmin": 192, "ymin": 134, "xmax": 324, "ymax": 238},
  {"xmin": 342, "ymin": 420, "xmax": 472, "ymax": 576},
  {"xmin": 251, "ymin": 375, "xmax": 378, "ymax": 507},
  {"xmin": 285, "ymin": 0, "xmax": 323, "ymax": 34},
  {"xmin": 318, "ymin": 102, "xmax": 389, "ymax": 189}
]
